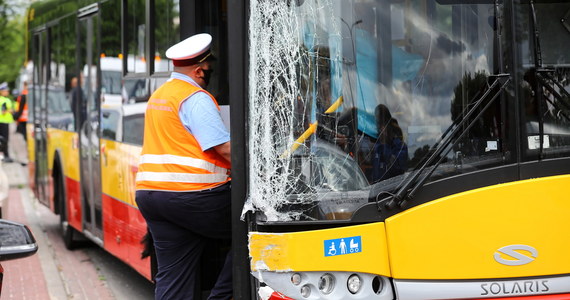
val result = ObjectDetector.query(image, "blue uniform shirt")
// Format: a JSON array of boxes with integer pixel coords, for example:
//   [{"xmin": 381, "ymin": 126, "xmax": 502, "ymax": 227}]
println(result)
[{"xmin": 171, "ymin": 72, "xmax": 230, "ymax": 151}]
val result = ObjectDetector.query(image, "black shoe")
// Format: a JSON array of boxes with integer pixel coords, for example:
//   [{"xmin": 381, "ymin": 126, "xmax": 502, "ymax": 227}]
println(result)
[{"xmin": 2, "ymin": 157, "xmax": 14, "ymax": 163}]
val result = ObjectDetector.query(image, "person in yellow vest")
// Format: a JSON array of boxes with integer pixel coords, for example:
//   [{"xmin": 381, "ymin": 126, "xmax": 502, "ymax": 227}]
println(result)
[
  {"xmin": 0, "ymin": 82, "xmax": 14, "ymax": 163},
  {"xmin": 13, "ymin": 81, "xmax": 28, "ymax": 142},
  {"xmin": 135, "ymin": 33, "xmax": 232, "ymax": 300}
]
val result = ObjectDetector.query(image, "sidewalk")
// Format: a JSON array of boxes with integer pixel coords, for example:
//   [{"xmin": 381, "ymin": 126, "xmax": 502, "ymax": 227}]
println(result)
[
  {"xmin": 0, "ymin": 124, "xmax": 115, "ymax": 299},
  {"xmin": 1, "ymin": 124, "xmax": 57, "ymax": 299}
]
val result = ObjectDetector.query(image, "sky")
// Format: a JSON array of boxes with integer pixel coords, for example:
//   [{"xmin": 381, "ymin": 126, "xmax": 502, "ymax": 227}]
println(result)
[{"xmin": 9, "ymin": 0, "xmax": 32, "ymax": 17}]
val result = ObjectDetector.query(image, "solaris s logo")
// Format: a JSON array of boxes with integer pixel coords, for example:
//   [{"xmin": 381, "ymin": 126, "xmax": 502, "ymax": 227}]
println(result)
[{"xmin": 494, "ymin": 245, "xmax": 538, "ymax": 266}]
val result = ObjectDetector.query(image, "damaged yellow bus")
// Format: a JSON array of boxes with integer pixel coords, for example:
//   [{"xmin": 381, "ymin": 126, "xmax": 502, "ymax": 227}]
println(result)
[
  {"xmin": 24, "ymin": 0, "xmax": 570, "ymax": 299},
  {"xmin": 240, "ymin": 0, "xmax": 570, "ymax": 299}
]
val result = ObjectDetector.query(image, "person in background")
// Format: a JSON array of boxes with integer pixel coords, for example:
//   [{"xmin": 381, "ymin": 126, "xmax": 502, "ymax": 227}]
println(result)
[
  {"xmin": 0, "ymin": 82, "xmax": 14, "ymax": 163},
  {"xmin": 372, "ymin": 104, "xmax": 408, "ymax": 182},
  {"xmin": 70, "ymin": 75, "xmax": 86, "ymax": 130},
  {"xmin": 13, "ymin": 81, "xmax": 29, "ymax": 142},
  {"xmin": 135, "ymin": 33, "xmax": 232, "ymax": 300}
]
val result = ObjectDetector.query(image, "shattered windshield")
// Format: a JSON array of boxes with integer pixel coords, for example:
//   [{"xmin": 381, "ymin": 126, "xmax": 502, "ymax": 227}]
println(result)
[{"xmin": 246, "ymin": 0, "xmax": 504, "ymax": 222}]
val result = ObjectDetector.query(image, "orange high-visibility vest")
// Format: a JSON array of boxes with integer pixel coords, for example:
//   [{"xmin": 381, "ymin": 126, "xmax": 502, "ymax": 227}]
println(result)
[
  {"xmin": 16, "ymin": 89, "xmax": 28, "ymax": 122},
  {"xmin": 135, "ymin": 78, "xmax": 230, "ymax": 192}
]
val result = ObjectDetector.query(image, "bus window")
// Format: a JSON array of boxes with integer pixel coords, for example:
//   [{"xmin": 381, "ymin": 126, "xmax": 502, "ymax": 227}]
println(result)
[
  {"xmin": 122, "ymin": 78, "xmax": 149, "ymax": 103},
  {"xmin": 247, "ymin": 0, "xmax": 505, "ymax": 221},
  {"xmin": 126, "ymin": 0, "xmax": 147, "ymax": 73},
  {"xmin": 47, "ymin": 88, "xmax": 73, "ymax": 131},
  {"xmin": 101, "ymin": 109, "xmax": 120, "ymax": 141},
  {"xmin": 123, "ymin": 114, "xmax": 144, "ymax": 146},
  {"xmin": 154, "ymin": 0, "xmax": 179, "ymax": 73},
  {"xmin": 100, "ymin": 64, "xmax": 122, "ymax": 104},
  {"xmin": 48, "ymin": 24, "xmax": 73, "ymax": 132},
  {"xmin": 100, "ymin": 0, "xmax": 123, "ymax": 104},
  {"xmin": 194, "ymin": 0, "xmax": 228, "ymax": 105}
]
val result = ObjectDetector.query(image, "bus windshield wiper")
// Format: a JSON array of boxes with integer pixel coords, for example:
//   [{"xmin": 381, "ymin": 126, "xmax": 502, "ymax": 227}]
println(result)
[
  {"xmin": 535, "ymin": 71, "xmax": 570, "ymax": 122},
  {"xmin": 382, "ymin": 74, "xmax": 510, "ymax": 210},
  {"xmin": 529, "ymin": 0, "xmax": 546, "ymax": 158},
  {"xmin": 529, "ymin": 1, "xmax": 570, "ymax": 124}
]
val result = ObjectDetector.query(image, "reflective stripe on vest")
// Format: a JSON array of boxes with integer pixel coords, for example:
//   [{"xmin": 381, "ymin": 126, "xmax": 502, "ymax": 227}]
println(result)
[
  {"xmin": 136, "ymin": 172, "xmax": 228, "ymax": 184},
  {"xmin": 139, "ymin": 154, "xmax": 229, "ymax": 174},
  {"xmin": 135, "ymin": 78, "xmax": 230, "ymax": 192}
]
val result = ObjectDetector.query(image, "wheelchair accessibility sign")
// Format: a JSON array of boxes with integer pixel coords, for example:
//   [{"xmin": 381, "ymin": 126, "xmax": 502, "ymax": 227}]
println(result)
[{"xmin": 324, "ymin": 236, "xmax": 362, "ymax": 257}]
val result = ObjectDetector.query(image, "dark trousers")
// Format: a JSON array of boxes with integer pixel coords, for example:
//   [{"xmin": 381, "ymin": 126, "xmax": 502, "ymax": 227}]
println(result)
[
  {"xmin": 136, "ymin": 183, "xmax": 232, "ymax": 300},
  {"xmin": 0, "ymin": 123, "xmax": 9, "ymax": 158},
  {"xmin": 16, "ymin": 122, "xmax": 26, "ymax": 141}
]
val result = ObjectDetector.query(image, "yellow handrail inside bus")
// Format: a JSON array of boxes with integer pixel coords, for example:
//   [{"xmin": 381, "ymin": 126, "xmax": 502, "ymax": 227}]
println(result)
[
  {"xmin": 324, "ymin": 95, "xmax": 344, "ymax": 113},
  {"xmin": 280, "ymin": 95, "xmax": 343, "ymax": 158}
]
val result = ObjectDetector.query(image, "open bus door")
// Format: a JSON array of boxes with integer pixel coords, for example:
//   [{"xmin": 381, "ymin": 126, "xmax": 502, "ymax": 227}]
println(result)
[
  {"xmin": 77, "ymin": 5, "xmax": 103, "ymax": 243},
  {"xmin": 30, "ymin": 30, "xmax": 50, "ymax": 207}
]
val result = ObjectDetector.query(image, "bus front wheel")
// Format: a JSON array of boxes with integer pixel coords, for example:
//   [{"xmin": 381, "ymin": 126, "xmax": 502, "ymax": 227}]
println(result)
[
  {"xmin": 56, "ymin": 168, "xmax": 79, "ymax": 250},
  {"xmin": 60, "ymin": 213, "xmax": 79, "ymax": 250}
]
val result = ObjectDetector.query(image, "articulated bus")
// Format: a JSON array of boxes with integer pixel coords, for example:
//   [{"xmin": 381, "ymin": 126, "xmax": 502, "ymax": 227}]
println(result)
[{"xmin": 27, "ymin": 0, "xmax": 570, "ymax": 299}]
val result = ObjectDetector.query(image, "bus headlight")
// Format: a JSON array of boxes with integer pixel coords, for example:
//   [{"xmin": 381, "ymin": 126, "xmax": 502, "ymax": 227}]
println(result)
[
  {"xmin": 318, "ymin": 273, "xmax": 335, "ymax": 294},
  {"xmin": 291, "ymin": 273, "xmax": 302, "ymax": 285},
  {"xmin": 300, "ymin": 285, "xmax": 311, "ymax": 298},
  {"xmin": 347, "ymin": 274, "xmax": 362, "ymax": 294},
  {"xmin": 252, "ymin": 271, "xmax": 394, "ymax": 299}
]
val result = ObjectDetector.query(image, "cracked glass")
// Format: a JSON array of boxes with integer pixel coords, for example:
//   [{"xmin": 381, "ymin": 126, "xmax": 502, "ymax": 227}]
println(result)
[{"xmin": 245, "ymin": 0, "xmax": 505, "ymax": 222}]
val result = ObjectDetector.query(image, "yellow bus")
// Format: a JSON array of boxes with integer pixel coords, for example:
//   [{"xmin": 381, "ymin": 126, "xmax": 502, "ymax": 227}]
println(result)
[{"xmin": 244, "ymin": 0, "xmax": 570, "ymax": 299}]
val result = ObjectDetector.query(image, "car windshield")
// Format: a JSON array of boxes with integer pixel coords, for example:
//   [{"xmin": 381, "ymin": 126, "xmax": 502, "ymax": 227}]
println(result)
[{"xmin": 245, "ymin": 0, "xmax": 570, "ymax": 222}]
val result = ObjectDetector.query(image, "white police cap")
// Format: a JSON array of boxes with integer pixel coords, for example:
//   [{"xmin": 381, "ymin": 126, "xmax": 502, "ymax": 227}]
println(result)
[
  {"xmin": 0, "ymin": 82, "xmax": 8, "ymax": 91},
  {"xmin": 166, "ymin": 33, "xmax": 213, "ymax": 67}
]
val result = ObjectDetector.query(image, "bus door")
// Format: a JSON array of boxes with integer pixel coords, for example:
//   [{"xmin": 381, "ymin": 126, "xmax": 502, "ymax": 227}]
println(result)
[
  {"xmin": 31, "ymin": 30, "xmax": 49, "ymax": 206},
  {"xmin": 77, "ymin": 5, "xmax": 103, "ymax": 242}
]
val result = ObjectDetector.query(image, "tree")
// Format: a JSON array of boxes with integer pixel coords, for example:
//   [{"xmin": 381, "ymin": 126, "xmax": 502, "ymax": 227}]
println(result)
[{"xmin": 0, "ymin": 0, "xmax": 26, "ymax": 88}]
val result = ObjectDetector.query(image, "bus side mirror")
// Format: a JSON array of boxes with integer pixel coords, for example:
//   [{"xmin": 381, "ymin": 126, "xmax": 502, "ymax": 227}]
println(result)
[{"xmin": 0, "ymin": 219, "xmax": 38, "ymax": 261}]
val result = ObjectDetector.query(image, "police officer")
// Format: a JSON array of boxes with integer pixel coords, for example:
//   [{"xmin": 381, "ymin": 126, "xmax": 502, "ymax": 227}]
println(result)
[
  {"xmin": 135, "ymin": 33, "xmax": 232, "ymax": 300},
  {"xmin": 0, "ymin": 82, "xmax": 14, "ymax": 162}
]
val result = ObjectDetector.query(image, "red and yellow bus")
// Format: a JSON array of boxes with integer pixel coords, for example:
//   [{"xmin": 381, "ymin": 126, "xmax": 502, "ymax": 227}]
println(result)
[{"xmin": 25, "ymin": 0, "xmax": 231, "ymax": 285}]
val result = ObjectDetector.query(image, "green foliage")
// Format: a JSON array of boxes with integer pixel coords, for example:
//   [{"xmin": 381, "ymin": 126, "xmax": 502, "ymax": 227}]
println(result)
[
  {"xmin": 154, "ymin": 0, "xmax": 180, "ymax": 57},
  {"xmin": 100, "ymin": 0, "xmax": 122, "ymax": 57},
  {"xmin": 451, "ymin": 71, "xmax": 489, "ymax": 122},
  {"xmin": 0, "ymin": 0, "xmax": 26, "ymax": 88}
]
